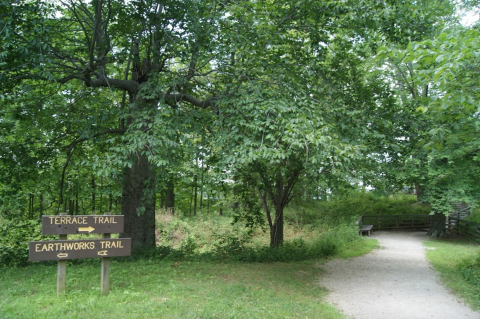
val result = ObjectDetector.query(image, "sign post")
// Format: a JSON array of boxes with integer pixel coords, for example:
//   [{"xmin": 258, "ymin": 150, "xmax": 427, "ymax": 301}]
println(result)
[
  {"xmin": 29, "ymin": 213, "xmax": 131, "ymax": 295},
  {"xmin": 57, "ymin": 229, "xmax": 67, "ymax": 295},
  {"xmin": 101, "ymin": 233, "xmax": 110, "ymax": 295},
  {"xmin": 101, "ymin": 215, "xmax": 111, "ymax": 295}
]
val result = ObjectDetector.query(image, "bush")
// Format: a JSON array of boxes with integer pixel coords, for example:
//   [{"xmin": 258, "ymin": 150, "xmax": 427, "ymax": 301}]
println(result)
[
  {"xmin": 0, "ymin": 218, "xmax": 43, "ymax": 267},
  {"xmin": 126, "ymin": 245, "xmax": 185, "ymax": 262},
  {"xmin": 180, "ymin": 233, "xmax": 198, "ymax": 254},
  {"xmin": 466, "ymin": 208, "xmax": 480, "ymax": 224},
  {"xmin": 211, "ymin": 229, "xmax": 251, "ymax": 257},
  {"xmin": 221, "ymin": 223, "xmax": 361, "ymax": 263},
  {"xmin": 146, "ymin": 221, "xmax": 361, "ymax": 263},
  {"xmin": 232, "ymin": 236, "xmax": 339, "ymax": 263}
]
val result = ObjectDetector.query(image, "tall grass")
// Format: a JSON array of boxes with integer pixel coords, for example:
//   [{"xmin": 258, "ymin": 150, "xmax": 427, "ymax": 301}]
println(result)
[{"xmin": 153, "ymin": 209, "xmax": 363, "ymax": 263}]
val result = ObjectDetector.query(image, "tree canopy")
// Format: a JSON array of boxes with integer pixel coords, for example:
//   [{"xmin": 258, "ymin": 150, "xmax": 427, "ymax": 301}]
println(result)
[{"xmin": 1, "ymin": 0, "xmax": 477, "ymax": 245}]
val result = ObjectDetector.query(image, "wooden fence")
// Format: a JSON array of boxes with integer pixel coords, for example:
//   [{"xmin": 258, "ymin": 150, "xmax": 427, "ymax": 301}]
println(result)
[
  {"xmin": 358, "ymin": 214, "xmax": 480, "ymax": 241},
  {"xmin": 448, "ymin": 217, "xmax": 480, "ymax": 241},
  {"xmin": 360, "ymin": 214, "xmax": 431, "ymax": 230}
]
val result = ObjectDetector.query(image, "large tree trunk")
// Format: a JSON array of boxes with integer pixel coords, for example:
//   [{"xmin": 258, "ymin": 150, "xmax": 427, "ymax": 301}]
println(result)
[
  {"xmin": 428, "ymin": 211, "xmax": 447, "ymax": 237},
  {"xmin": 121, "ymin": 152, "xmax": 156, "ymax": 250}
]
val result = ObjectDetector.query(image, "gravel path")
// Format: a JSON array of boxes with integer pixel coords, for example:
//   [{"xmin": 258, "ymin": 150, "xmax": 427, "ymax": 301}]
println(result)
[{"xmin": 319, "ymin": 231, "xmax": 480, "ymax": 319}]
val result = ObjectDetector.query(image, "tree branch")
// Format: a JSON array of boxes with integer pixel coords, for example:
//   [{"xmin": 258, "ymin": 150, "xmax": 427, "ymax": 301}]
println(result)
[
  {"xmin": 163, "ymin": 93, "xmax": 218, "ymax": 109},
  {"xmin": 89, "ymin": 77, "xmax": 140, "ymax": 93}
]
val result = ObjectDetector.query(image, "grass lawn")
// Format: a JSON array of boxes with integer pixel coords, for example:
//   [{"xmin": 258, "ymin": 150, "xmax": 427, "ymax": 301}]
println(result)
[
  {"xmin": 424, "ymin": 237, "xmax": 480, "ymax": 310},
  {"xmin": 0, "ymin": 259, "xmax": 347, "ymax": 319}
]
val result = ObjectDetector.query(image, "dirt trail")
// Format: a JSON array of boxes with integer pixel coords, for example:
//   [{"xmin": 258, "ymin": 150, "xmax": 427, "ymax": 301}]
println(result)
[{"xmin": 319, "ymin": 231, "xmax": 480, "ymax": 319}]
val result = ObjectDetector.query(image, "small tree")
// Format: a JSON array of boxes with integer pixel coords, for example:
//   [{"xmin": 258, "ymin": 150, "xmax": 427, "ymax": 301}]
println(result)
[{"xmin": 215, "ymin": 78, "xmax": 364, "ymax": 247}]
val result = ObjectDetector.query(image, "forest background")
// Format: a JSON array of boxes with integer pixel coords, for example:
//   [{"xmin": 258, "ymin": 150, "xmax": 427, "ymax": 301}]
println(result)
[{"xmin": 1, "ymin": 0, "xmax": 480, "ymax": 262}]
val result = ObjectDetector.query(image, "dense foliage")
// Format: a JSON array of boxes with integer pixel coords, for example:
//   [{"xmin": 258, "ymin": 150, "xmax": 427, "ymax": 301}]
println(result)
[
  {"xmin": 0, "ymin": 218, "xmax": 43, "ymax": 267},
  {"xmin": 0, "ymin": 0, "xmax": 479, "ymax": 246}
]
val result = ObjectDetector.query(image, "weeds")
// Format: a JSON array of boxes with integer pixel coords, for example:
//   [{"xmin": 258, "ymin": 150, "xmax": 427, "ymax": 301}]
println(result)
[{"xmin": 152, "ymin": 207, "xmax": 364, "ymax": 263}]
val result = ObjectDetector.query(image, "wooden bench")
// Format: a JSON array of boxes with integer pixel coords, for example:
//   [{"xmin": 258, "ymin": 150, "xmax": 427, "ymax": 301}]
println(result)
[
  {"xmin": 356, "ymin": 216, "xmax": 373, "ymax": 236},
  {"xmin": 359, "ymin": 224, "xmax": 373, "ymax": 236}
]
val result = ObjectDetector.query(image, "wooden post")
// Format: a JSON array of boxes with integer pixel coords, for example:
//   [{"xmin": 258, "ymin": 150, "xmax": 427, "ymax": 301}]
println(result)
[
  {"xmin": 57, "ymin": 213, "xmax": 67, "ymax": 295},
  {"xmin": 101, "ymin": 213, "xmax": 111, "ymax": 295}
]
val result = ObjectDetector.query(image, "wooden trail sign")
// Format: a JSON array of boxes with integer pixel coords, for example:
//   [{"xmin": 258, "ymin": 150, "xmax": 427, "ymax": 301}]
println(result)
[
  {"xmin": 29, "ymin": 238, "xmax": 131, "ymax": 261},
  {"xmin": 29, "ymin": 213, "xmax": 131, "ymax": 295},
  {"xmin": 41, "ymin": 215, "xmax": 124, "ymax": 235}
]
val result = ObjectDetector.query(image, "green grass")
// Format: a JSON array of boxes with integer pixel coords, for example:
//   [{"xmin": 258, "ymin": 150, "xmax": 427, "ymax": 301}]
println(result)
[
  {"xmin": 336, "ymin": 238, "xmax": 378, "ymax": 259},
  {"xmin": 0, "ymin": 259, "xmax": 350, "ymax": 319},
  {"xmin": 424, "ymin": 237, "xmax": 480, "ymax": 310}
]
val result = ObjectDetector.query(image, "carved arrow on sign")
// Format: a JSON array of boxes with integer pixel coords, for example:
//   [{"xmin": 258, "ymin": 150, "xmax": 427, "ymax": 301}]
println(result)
[
  {"xmin": 57, "ymin": 253, "xmax": 68, "ymax": 258},
  {"xmin": 97, "ymin": 250, "xmax": 108, "ymax": 256},
  {"xmin": 78, "ymin": 226, "xmax": 95, "ymax": 233}
]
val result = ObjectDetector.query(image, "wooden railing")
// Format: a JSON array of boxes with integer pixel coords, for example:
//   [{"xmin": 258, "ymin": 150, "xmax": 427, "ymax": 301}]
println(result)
[
  {"xmin": 361, "ymin": 215, "xmax": 431, "ymax": 230},
  {"xmin": 359, "ymin": 214, "xmax": 480, "ymax": 241},
  {"xmin": 448, "ymin": 217, "xmax": 480, "ymax": 241}
]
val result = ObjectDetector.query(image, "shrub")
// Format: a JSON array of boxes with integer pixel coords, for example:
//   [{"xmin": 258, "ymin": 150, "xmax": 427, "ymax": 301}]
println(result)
[
  {"xmin": 211, "ymin": 229, "xmax": 251, "ymax": 257},
  {"xmin": 180, "ymin": 233, "xmax": 198, "ymax": 254},
  {"xmin": 126, "ymin": 245, "xmax": 185, "ymax": 262},
  {"xmin": 225, "ymin": 223, "xmax": 361, "ymax": 263},
  {"xmin": 466, "ymin": 208, "xmax": 480, "ymax": 224},
  {"xmin": 233, "ymin": 236, "xmax": 338, "ymax": 263},
  {"xmin": 0, "ymin": 218, "xmax": 43, "ymax": 267}
]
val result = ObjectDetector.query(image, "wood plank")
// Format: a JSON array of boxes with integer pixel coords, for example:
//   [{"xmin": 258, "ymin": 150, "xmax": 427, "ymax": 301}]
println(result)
[
  {"xmin": 29, "ymin": 238, "xmax": 131, "ymax": 261},
  {"xmin": 42, "ymin": 215, "xmax": 124, "ymax": 235}
]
